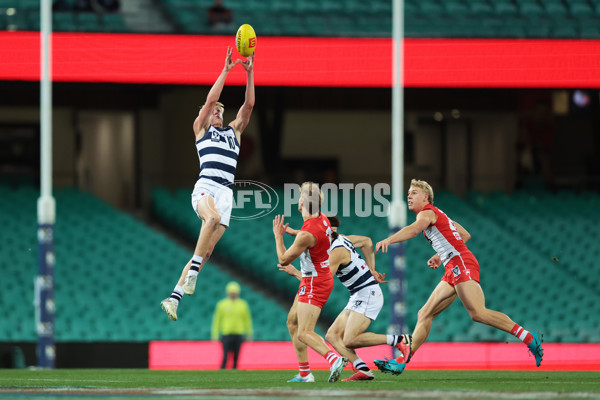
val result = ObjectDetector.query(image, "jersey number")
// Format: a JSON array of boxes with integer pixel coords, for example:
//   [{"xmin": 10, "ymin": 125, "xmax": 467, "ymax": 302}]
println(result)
[
  {"xmin": 226, "ymin": 136, "xmax": 236, "ymax": 150},
  {"xmin": 448, "ymin": 219, "xmax": 462, "ymax": 241}
]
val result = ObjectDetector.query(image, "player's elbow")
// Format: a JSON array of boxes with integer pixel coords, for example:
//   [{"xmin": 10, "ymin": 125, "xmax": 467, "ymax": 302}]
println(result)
[
  {"xmin": 193, "ymin": 116, "xmax": 201, "ymax": 134},
  {"xmin": 279, "ymin": 255, "xmax": 293, "ymax": 265},
  {"xmin": 243, "ymin": 102, "xmax": 254, "ymax": 113}
]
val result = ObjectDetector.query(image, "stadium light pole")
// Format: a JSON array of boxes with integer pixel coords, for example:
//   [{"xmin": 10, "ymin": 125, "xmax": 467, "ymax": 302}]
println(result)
[
  {"xmin": 36, "ymin": 0, "xmax": 56, "ymax": 369},
  {"xmin": 389, "ymin": 0, "xmax": 408, "ymax": 351}
]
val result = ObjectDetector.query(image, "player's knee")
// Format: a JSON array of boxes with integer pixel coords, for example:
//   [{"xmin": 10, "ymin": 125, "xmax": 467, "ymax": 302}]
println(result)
[
  {"xmin": 296, "ymin": 330, "xmax": 308, "ymax": 344},
  {"xmin": 417, "ymin": 305, "xmax": 433, "ymax": 321},
  {"xmin": 342, "ymin": 335, "xmax": 358, "ymax": 349},
  {"xmin": 205, "ymin": 214, "xmax": 221, "ymax": 229},
  {"xmin": 286, "ymin": 317, "xmax": 297, "ymax": 333},
  {"xmin": 325, "ymin": 329, "xmax": 339, "ymax": 344},
  {"xmin": 286, "ymin": 319, "xmax": 296, "ymax": 332},
  {"xmin": 468, "ymin": 309, "xmax": 485, "ymax": 323}
]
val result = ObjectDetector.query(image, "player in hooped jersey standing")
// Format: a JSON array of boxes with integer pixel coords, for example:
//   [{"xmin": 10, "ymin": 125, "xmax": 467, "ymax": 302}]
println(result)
[
  {"xmin": 373, "ymin": 179, "xmax": 544, "ymax": 374},
  {"xmin": 161, "ymin": 47, "xmax": 254, "ymax": 321},
  {"xmin": 273, "ymin": 182, "xmax": 348, "ymax": 383}
]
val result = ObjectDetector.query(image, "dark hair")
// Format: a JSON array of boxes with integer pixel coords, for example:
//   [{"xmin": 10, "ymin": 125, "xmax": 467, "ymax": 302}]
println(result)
[
  {"xmin": 327, "ymin": 215, "xmax": 340, "ymax": 228},
  {"xmin": 327, "ymin": 215, "xmax": 340, "ymax": 240}
]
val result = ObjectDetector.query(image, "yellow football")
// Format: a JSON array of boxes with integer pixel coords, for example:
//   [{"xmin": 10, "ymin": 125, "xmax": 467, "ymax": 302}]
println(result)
[{"xmin": 236, "ymin": 24, "xmax": 256, "ymax": 57}]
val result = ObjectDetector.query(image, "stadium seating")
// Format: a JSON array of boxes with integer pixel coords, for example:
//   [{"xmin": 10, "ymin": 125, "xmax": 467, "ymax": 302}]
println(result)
[
  {"xmin": 152, "ymin": 186, "xmax": 392, "ymax": 335},
  {"xmin": 465, "ymin": 188, "xmax": 600, "ymax": 341},
  {"xmin": 0, "ymin": 185, "xmax": 291, "ymax": 342},
  {"xmin": 3, "ymin": 184, "xmax": 597, "ymax": 344},
  {"xmin": 0, "ymin": 0, "xmax": 131, "ymax": 33},
  {"xmin": 152, "ymin": 186, "xmax": 600, "ymax": 343},
  {"xmin": 2, "ymin": 0, "xmax": 600, "ymax": 39}
]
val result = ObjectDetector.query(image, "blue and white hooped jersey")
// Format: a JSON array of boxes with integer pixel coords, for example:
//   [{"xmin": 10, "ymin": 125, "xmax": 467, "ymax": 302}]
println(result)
[
  {"xmin": 196, "ymin": 125, "xmax": 239, "ymax": 189},
  {"xmin": 331, "ymin": 234, "xmax": 378, "ymax": 295}
]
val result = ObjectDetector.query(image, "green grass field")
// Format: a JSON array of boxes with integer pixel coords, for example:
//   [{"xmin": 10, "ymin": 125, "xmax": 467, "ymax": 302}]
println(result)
[{"xmin": 1, "ymin": 369, "xmax": 599, "ymax": 400}]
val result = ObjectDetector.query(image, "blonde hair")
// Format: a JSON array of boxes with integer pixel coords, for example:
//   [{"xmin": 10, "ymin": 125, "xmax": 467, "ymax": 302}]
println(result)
[
  {"xmin": 410, "ymin": 179, "xmax": 434, "ymax": 205},
  {"xmin": 300, "ymin": 181, "xmax": 323, "ymax": 214},
  {"xmin": 200, "ymin": 101, "xmax": 225, "ymax": 114}
]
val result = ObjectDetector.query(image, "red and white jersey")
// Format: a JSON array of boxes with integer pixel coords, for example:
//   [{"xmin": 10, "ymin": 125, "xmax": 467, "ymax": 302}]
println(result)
[
  {"xmin": 299, "ymin": 213, "xmax": 332, "ymax": 277},
  {"xmin": 421, "ymin": 204, "xmax": 475, "ymax": 266}
]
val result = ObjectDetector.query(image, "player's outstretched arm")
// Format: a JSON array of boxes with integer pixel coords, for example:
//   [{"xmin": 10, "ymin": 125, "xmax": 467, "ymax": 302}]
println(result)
[
  {"xmin": 230, "ymin": 53, "xmax": 255, "ymax": 138},
  {"xmin": 346, "ymin": 235, "xmax": 375, "ymax": 269},
  {"xmin": 347, "ymin": 235, "xmax": 388, "ymax": 283},
  {"xmin": 375, "ymin": 210, "xmax": 435, "ymax": 253},
  {"xmin": 194, "ymin": 47, "xmax": 240, "ymax": 135}
]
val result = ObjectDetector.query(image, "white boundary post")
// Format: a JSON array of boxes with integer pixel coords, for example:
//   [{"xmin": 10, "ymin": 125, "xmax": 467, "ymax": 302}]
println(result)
[{"xmin": 36, "ymin": 0, "xmax": 56, "ymax": 369}]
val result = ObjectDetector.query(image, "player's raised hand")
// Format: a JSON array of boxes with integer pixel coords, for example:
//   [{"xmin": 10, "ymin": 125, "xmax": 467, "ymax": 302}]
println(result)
[
  {"xmin": 375, "ymin": 238, "xmax": 391, "ymax": 253},
  {"xmin": 427, "ymin": 254, "xmax": 442, "ymax": 269},
  {"xmin": 240, "ymin": 52, "xmax": 254, "ymax": 73},
  {"xmin": 371, "ymin": 270, "xmax": 389, "ymax": 284},
  {"xmin": 273, "ymin": 214, "xmax": 289, "ymax": 237},
  {"xmin": 224, "ymin": 47, "xmax": 240, "ymax": 71}
]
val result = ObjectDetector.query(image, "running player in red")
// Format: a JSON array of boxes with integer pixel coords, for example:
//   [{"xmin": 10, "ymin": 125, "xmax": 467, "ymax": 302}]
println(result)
[
  {"xmin": 273, "ymin": 182, "xmax": 348, "ymax": 383},
  {"xmin": 373, "ymin": 179, "xmax": 543, "ymax": 374}
]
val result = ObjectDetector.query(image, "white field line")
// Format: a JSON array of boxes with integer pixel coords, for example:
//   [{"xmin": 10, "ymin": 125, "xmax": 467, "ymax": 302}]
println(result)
[
  {"xmin": 1, "ymin": 387, "xmax": 600, "ymax": 399},
  {"xmin": 0, "ymin": 378, "xmax": 122, "ymax": 383}
]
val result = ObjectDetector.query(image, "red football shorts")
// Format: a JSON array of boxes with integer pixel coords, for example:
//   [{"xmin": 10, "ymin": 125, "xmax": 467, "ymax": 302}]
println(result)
[
  {"xmin": 442, "ymin": 254, "xmax": 480, "ymax": 287},
  {"xmin": 297, "ymin": 275, "xmax": 334, "ymax": 309}
]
